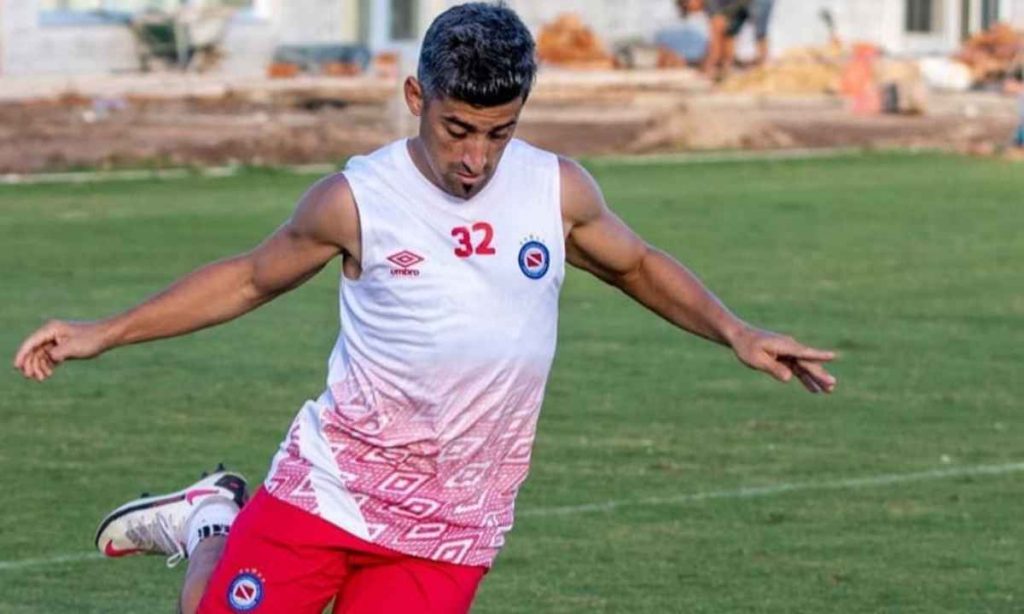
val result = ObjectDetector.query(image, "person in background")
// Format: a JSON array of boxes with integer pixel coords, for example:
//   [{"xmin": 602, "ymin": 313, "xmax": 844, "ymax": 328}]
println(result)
[
  {"xmin": 750, "ymin": 0, "xmax": 776, "ymax": 66},
  {"xmin": 702, "ymin": 0, "xmax": 775, "ymax": 80},
  {"xmin": 656, "ymin": 0, "xmax": 710, "ymax": 66},
  {"xmin": 1007, "ymin": 63, "xmax": 1024, "ymax": 149}
]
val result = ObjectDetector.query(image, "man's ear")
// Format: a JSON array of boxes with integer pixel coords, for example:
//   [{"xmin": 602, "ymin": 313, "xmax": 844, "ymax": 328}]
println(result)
[{"xmin": 405, "ymin": 77, "xmax": 425, "ymax": 118}]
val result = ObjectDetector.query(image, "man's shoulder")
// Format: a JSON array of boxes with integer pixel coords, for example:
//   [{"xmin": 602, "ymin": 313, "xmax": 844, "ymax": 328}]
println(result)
[
  {"xmin": 292, "ymin": 172, "xmax": 360, "ymax": 253},
  {"xmin": 506, "ymin": 138, "xmax": 561, "ymax": 175},
  {"xmin": 556, "ymin": 156, "xmax": 606, "ymax": 226},
  {"xmin": 343, "ymin": 139, "xmax": 405, "ymax": 176},
  {"xmin": 509, "ymin": 137, "xmax": 554, "ymax": 157}
]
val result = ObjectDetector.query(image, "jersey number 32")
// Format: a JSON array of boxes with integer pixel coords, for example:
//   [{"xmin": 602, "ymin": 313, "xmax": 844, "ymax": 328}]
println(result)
[{"xmin": 452, "ymin": 222, "xmax": 496, "ymax": 258}]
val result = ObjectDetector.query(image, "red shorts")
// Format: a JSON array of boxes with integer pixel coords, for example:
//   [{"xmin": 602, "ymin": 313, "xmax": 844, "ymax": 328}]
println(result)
[{"xmin": 197, "ymin": 489, "xmax": 487, "ymax": 614}]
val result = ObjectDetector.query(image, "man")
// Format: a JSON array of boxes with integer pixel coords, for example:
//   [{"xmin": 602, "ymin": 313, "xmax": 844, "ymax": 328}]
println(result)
[
  {"xmin": 703, "ymin": 0, "xmax": 775, "ymax": 80},
  {"xmin": 13, "ymin": 4, "xmax": 836, "ymax": 613}
]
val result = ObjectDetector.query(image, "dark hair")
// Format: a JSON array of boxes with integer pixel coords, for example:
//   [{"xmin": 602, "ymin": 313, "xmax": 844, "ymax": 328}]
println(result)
[{"xmin": 417, "ymin": 2, "xmax": 537, "ymax": 106}]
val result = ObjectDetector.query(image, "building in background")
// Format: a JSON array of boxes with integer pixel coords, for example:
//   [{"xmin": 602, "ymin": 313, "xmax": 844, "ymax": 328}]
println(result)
[
  {"xmin": 0, "ymin": 0, "xmax": 354, "ymax": 76},
  {"xmin": 1, "ymin": 0, "xmax": 1023, "ymax": 77}
]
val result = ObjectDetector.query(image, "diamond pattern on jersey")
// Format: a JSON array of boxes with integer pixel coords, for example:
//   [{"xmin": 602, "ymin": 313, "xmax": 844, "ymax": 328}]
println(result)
[
  {"xmin": 265, "ymin": 423, "xmax": 318, "ymax": 514},
  {"xmin": 431, "ymin": 538, "xmax": 477, "ymax": 564},
  {"xmin": 376, "ymin": 472, "xmax": 431, "ymax": 498},
  {"xmin": 442, "ymin": 462, "xmax": 491, "ymax": 489},
  {"xmin": 267, "ymin": 377, "xmax": 545, "ymax": 567},
  {"xmin": 386, "ymin": 497, "xmax": 442, "ymax": 520},
  {"xmin": 402, "ymin": 523, "xmax": 447, "ymax": 541}
]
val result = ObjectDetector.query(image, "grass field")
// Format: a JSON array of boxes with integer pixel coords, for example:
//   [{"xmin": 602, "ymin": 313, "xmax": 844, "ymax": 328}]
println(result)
[{"xmin": 1, "ymin": 152, "xmax": 1023, "ymax": 613}]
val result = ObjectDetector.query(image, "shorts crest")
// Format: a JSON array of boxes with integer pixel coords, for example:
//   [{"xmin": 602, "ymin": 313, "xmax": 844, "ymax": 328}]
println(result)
[{"xmin": 227, "ymin": 569, "xmax": 265, "ymax": 611}]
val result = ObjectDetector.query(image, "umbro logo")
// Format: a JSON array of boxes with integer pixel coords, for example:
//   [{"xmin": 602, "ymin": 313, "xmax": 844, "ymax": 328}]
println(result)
[{"xmin": 387, "ymin": 250, "xmax": 424, "ymax": 277}]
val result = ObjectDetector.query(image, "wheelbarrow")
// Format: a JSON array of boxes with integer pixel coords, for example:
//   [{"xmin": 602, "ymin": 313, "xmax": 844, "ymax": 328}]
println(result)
[{"xmin": 129, "ymin": 6, "xmax": 235, "ymax": 72}]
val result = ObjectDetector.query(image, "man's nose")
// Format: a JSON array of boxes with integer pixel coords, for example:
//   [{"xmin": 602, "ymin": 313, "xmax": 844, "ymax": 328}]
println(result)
[{"xmin": 461, "ymin": 139, "xmax": 487, "ymax": 174}]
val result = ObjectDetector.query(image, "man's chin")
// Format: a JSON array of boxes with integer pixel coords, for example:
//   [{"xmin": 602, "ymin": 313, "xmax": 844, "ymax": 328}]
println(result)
[{"xmin": 446, "ymin": 178, "xmax": 484, "ymax": 199}]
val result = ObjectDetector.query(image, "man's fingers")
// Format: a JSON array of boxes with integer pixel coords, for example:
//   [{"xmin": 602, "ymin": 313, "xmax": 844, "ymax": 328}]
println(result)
[
  {"xmin": 31, "ymin": 350, "xmax": 52, "ymax": 381},
  {"xmin": 795, "ymin": 369, "xmax": 823, "ymax": 393},
  {"xmin": 782, "ymin": 358, "xmax": 837, "ymax": 394},
  {"xmin": 39, "ymin": 351, "xmax": 55, "ymax": 380},
  {"xmin": 796, "ymin": 359, "xmax": 837, "ymax": 393},
  {"xmin": 19, "ymin": 354, "xmax": 34, "ymax": 380},
  {"xmin": 738, "ymin": 331, "xmax": 838, "ymax": 392},
  {"xmin": 772, "ymin": 338, "xmax": 836, "ymax": 363},
  {"xmin": 23, "ymin": 349, "xmax": 40, "ymax": 380},
  {"xmin": 14, "ymin": 324, "xmax": 61, "ymax": 369},
  {"xmin": 785, "ymin": 345, "xmax": 836, "ymax": 362},
  {"xmin": 17, "ymin": 346, "xmax": 55, "ymax": 381},
  {"xmin": 762, "ymin": 358, "xmax": 794, "ymax": 383},
  {"xmin": 25, "ymin": 350, "xmax": 44, "ymax": 381},
  {"xmin": 784, "ymin": 359, "xmax": 824, "ymax": 394}
]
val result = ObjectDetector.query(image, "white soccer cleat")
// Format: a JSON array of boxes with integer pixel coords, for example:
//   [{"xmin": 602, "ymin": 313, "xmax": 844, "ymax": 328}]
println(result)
[{"xmin": 94, "ymin": 468, "xmax": 247, "ymax": 567}]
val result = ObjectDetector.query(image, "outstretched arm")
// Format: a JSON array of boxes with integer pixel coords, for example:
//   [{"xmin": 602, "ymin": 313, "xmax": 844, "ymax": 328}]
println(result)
[
  {"xmin": 560, "ymin": 158, "xmax": 836, "ymax": 393},
  {"xmin": 13, "ymin": 173, "xmax": 360, "ymax": 382}
]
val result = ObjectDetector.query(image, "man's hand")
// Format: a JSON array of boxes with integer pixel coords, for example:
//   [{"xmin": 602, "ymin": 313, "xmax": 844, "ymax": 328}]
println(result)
[
  {"xmin": 730, "ymin": 327, "xmax": 838, "ymax": 394},
  {"xmin": 13, "ymin": 320, "xmax": 111, "ymax": 382}
]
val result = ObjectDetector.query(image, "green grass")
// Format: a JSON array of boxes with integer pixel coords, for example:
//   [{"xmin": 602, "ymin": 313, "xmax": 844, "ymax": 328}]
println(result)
[{"xmin": 1, "ymin": 152, "xmax": 1022, "ymax": 613}]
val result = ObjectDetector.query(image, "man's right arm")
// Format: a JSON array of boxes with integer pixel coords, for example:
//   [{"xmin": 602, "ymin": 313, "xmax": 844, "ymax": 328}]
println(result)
[{"xmin": 13, "ymin": 173, "xmax": 360, "ymax": 381}]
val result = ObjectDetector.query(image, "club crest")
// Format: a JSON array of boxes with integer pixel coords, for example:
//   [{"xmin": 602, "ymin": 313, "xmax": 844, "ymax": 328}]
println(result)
[
  {"xmin": 227, "ymin": 569, "xmax": 265, "ymax": 611},
  {"xmin": 518, "ymin": 239, "xmax": 550, "ymax": 280}
]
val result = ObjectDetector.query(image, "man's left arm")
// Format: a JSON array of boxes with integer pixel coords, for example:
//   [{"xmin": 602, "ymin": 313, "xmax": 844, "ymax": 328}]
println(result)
[{"xmin": 560, "ymin": 158, "xmax": 837, "ymax": 393}]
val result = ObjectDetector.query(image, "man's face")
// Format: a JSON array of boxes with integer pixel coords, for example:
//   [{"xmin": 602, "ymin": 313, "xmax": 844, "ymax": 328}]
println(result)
[{"xmin": 405, "ymin": 77, "xmax": 525, "ymax": 199}]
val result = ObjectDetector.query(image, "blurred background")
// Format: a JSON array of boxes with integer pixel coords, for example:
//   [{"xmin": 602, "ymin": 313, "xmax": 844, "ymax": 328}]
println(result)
[{"xmin": 0, "ymin": 0, "xmax": 1022, "ymax": 172}]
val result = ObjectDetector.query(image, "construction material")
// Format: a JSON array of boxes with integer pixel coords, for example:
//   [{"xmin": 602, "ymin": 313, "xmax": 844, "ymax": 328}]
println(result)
[
  {"xmin": 719, "ymin": 41, "xmax": 926, "ymax": 114},
  {"xmin": 129, "ymin": 6, "xmax": 234, "ymax": 72},
  {"xmin": 720, "ymin": 43, "xmax": 844, "ymax": 95},
  {"xmin": 267, "ymin": 45, "xmax": 371, "ymax": 79},
  {"xmin": 956, "ymin": 23, "xmax": 1024, "ymax": 84},
  {"xmin": 537, "ymin": 14, "xmax": 615, "ymax": 70},
  {"xmin": 919, "ymin": 58, "xmax": 973, "ymax": 92},
  {"xmin": 876, "ymin": 58, "xmax": 928, "ymax": 115}
]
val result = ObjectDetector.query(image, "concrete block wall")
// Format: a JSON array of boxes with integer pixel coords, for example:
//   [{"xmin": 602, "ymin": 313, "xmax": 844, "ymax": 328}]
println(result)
[
  {"xmin": 276, "ymin": 0, "xmax": 349, "ymax": 44},
  {"xmin": 0, "ymin": 0, "xmax": 355, "ymax": 77},
  {"xmin": 1013, "ymin": 0, "xmax": 1024, "ymax": 25},
  {"xmin": 1, "ymin": 0, "xmax": 138, "ymax": 76},
  {"xmin": 501, "ymin": 0, "xmax": 680, "ymax": 42},
  {"xmin": 218, "ymin": 0, "xmax": 356, "ymax": 75}
]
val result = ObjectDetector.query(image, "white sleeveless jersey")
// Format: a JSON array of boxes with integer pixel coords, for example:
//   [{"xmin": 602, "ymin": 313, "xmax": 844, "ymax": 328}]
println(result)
[{"xmin": 264, "ymin": 138, "xmax": 565, "ymax": 567}]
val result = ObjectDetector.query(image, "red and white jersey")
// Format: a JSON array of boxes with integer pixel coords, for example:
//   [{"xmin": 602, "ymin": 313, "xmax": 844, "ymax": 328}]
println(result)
[{"xmin": 265, "ymin": 138, "xmax": 565, "ymax": 567}]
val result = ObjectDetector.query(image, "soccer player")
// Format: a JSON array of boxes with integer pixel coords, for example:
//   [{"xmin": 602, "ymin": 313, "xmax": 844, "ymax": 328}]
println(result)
[{"xmin": 13, "ymin": 4, "xmax": 836, "ymax": 613}]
